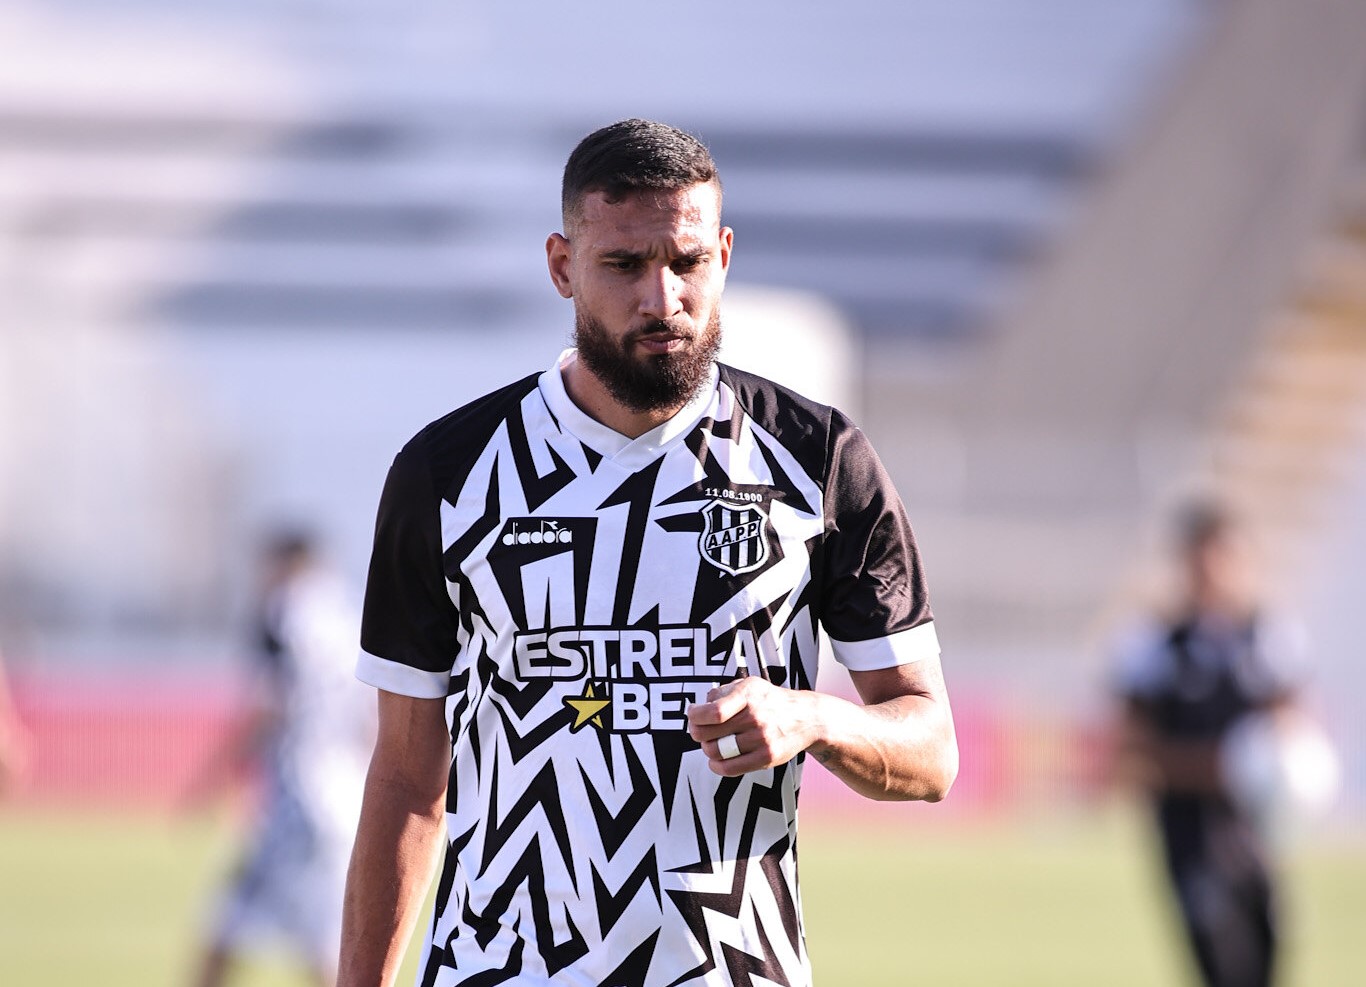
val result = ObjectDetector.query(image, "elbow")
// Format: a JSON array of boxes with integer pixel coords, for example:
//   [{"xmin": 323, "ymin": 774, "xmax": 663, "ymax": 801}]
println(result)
[
  {"xmin": 920, "ymin": 769, "xmax": 956, "ymax": 803},
  {"xmin": 919, "ymin": 736, "xmax": 959, "ymax": 803},
  {"xmin": 873, "ymin": 735, "xmax": 959, "ymax": 803}
]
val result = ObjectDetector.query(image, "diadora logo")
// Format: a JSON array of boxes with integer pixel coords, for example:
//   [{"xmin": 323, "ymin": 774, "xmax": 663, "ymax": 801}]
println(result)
[
  {"xmin": 496, "ymin": 517, "xmax": 581, "ymax": 550},
  {"xmin": 699, "ymin": 498, "xmax": 770, "ymax": 575}
]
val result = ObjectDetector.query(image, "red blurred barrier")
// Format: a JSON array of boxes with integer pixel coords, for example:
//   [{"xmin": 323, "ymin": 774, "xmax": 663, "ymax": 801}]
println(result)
[
  {"xmin": 5, "ymin": 670, "xmax": 1103, "ymax": 817},
  {"xmin": 8, "ymin": 669, "xmax": 247, "ymax": 810}
]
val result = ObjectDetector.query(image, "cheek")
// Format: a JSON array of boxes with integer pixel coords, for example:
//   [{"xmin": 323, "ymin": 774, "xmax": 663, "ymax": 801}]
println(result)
[
  {"xmin": 686, "ymin": 276, "xmax": 726, "ymax": 313},
  {"xmin": 584, "ymin": 272, "xmax": 637, "ymax": 305},
  {"xmin": 571, "ymin": 282, "xmax": 612, "ymax": 318}
]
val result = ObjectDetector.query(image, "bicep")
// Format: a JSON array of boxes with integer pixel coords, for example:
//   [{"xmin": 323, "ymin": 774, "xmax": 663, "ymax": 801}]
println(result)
[
  {"xmin": 369, "ymin": 690, "xmax": 450, "ymax": 797},
  {"xmin": 848, "ymin": 653, "xmax": 949, "ymax": 707},
  {"xmin": 845, "ymin": 655, "xmax": 958, "ymax": 799}
]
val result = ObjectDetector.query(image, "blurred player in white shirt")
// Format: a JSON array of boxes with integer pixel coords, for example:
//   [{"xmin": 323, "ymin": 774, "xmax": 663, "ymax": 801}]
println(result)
[{"xmin": 193, "ymin": 532, "xmax": 375, "ymax": 987}]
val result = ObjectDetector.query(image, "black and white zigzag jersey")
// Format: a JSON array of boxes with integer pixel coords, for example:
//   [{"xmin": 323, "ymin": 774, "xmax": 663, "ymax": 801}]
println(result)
[{"xmin": 358, "ymin": 350, "xmax": 939, "ymax": 987}]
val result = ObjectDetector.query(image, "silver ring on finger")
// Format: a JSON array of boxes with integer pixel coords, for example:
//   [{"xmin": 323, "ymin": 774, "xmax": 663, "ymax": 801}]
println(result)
[{"xmin": 718, "ymin": 734, "xmax": 742, "ymax": 760}]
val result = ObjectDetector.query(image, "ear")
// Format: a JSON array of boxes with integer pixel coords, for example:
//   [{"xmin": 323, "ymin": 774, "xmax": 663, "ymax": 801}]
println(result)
[
  {"xmin": 546, "ymin": 233, "xmax": 574, "ymax": 299},
  {"xmin": 718, "ymin": 226, "xmax": 734, "ymax": 275}
]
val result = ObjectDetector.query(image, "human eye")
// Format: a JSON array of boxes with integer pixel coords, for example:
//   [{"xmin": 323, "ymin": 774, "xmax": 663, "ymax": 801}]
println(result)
[{"xmin": 672, "ymin": 254, "xmax": 705, "ymax": 273}]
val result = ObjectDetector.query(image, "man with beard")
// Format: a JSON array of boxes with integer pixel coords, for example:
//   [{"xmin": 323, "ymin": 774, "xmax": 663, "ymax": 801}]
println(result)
[{"xmin": 340, "ymin": 119, "xmax": 958, "ymax": 987}]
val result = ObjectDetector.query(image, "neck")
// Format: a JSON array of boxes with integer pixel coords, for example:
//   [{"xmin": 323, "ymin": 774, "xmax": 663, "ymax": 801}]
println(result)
[
  {"xmin": 1189, "ymin": 587, "xmax": 1253, "ymax": 622},
  {"xmin": 561, "ymin": 355, "xmax": 691, "ymax": 439}
]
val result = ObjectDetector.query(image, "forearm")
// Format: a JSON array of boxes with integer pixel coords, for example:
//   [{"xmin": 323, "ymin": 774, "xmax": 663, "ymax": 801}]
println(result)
[
  {"xmin": 806, "ymin": 691, "xmax": 958, "ymax": 802},
  {"xmin": 338, "ymin": 771, "xmax": 447, "ymax": 987},
  {"xmin": 1143, "ymin": 738, "xmax": 1223, "ymax": 795},
  {"xmin": 1115, "ymin": 706, "xmax": 1223, "ymax": 796},
  {"xmin": 688, "ymin": 657, "xmax": 957, "ymax": 801}
]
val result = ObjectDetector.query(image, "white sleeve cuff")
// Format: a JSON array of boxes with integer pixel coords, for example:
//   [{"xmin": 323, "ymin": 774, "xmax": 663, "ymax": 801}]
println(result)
[
  {"xmin": 356, "ymin": 649, "xmax": 451, "ymax": 698},
  {"xmin": 829, "ymin": 621, "xmax": 940, "ymax": 671}
]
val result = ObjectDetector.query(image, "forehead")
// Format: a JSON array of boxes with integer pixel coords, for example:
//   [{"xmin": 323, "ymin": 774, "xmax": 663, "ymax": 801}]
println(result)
[{"xmin": 575, "ymin": 184, "xmax": 722, "ymax": 250}]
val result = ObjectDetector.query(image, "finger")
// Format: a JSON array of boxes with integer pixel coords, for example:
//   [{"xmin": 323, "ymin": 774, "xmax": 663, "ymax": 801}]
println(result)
[
  {"xmin": 698, "ymin": 728, "xmax": 763, "ymax": 765},
  {"xmin": 707, "ymin": 754, "xmax": 765, "ymax": 777},
  {"xmin": 685, "ymin": 684, "xmax": 743, "ymax": 729},
  {"xmin": 684, "ymin": 700, "xmax": 714, "ymax": 729},
  {"xmin": 706, "ymin": 679, "xmax": 760, "ymax": 722},
  {"xmin": 704, "ymin": 744, "xmax": 774, "ymax": 777},
  {"xmin": 689, "ymin": 713, "xmax": 756, "ymax": 744},
  {"xmin": 705, "ymin": 678, "xmax": 744, "ymax": 702}
]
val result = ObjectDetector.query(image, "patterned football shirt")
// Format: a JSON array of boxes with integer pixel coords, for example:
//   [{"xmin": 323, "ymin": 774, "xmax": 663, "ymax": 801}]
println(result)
[{"xmin": 357, "ymin": 350, "xmax": 939, "ymax": 987}]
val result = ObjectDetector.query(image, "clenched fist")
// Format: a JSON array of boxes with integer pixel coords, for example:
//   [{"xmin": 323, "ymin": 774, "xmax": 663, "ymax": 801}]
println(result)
[{"xmin": 686, "ymin": 676, "xmax": 829, "ymax": 776}]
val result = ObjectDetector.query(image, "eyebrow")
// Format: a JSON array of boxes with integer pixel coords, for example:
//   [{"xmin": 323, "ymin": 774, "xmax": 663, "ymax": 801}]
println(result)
[
  {"xmin": 597, "ymin": 246, "xmax": 711, "ymax": 263},
  {"xmin": 598, "ymin": 248, "xmax": 649, "ymax": 263}
]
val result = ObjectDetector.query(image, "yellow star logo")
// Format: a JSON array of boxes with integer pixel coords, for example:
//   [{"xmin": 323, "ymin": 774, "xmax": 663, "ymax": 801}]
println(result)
[{"xmin": 563, "ymin": 681, "xmax": 611, "ymax": 732}]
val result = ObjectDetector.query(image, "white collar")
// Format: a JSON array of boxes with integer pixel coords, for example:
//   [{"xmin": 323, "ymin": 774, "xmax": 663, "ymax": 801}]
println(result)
[{"xmin": 538, "ymin": 348, "xmax": 718, "ymax": 470}]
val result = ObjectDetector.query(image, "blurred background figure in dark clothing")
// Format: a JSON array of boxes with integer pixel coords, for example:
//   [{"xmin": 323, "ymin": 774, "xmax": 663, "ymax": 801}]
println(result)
[{"xmin": 1110, "ymin": 499, "xmax": 1338, "ymax": 987}]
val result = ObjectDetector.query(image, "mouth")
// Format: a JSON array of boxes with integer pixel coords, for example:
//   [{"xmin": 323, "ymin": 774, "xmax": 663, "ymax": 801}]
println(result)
[
  {"xmin": 632, "ymin": 327, "xmax": 691, "ymax": 356},
  {"xmin": 636, "ymin": 335, "xmax": 686, "ymax": 355}
]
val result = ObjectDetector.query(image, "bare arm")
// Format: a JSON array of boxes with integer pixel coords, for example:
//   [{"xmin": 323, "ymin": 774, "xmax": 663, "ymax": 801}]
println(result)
[
  {"xmin": 338, "ymin": 690, "xmax": 450, "ymax": 987},
  {"xmin": 1113, "ymin": 694, "xmax": 1301, "ymax": 797},
  {"xmin": 685, "ymin": 655, "xmax": 958, "ymax": 802},
  {"xmin": 1112, "ymin": 701, "xmax": 1223, "ymax": 795}
]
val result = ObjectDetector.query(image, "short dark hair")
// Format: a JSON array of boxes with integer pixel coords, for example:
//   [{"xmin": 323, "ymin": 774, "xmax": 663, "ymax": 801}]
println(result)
[
  {"xmin": 264, "ymin": 527, "xmax": 314, "ymax": 566},
  {"xmin": 561, "ymin": 118, "xmax": 720, "ymax": 227},
  {"xmin": 1173, "ymin": 497, "xmax": 1240, "ymax": 552}
]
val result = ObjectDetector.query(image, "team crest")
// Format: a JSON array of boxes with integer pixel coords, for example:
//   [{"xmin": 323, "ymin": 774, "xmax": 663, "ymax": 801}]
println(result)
[{"xmin": 699, "ymin": 498, "xmax": 770, "ymax": 575}]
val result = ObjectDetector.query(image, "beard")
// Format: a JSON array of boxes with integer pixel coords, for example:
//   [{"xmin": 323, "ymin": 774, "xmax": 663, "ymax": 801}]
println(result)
[{"xmin": 573, "ymin": 309, "xmax": 722, "ymax": 414}]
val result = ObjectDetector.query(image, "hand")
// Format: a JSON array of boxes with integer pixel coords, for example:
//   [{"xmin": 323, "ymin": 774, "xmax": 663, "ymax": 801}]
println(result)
[{"xmin": 685, "ymin": 676, "xmax": 824, "ymax": 776}]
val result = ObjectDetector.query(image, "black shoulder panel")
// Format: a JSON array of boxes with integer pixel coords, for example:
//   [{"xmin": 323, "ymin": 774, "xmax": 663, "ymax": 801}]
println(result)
[
  {"xmin": 716, "ymin": 363, "xmax": 835, "ymax": 489},
  {"xmin": 407, "ymin": 372, "xmax": 543, "ymax": 501}
]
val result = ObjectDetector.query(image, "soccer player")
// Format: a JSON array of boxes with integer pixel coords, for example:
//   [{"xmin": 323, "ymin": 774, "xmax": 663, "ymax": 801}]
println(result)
[
  {"xmin": 340, "ymin": 118, "xmax": 959, "ymax": 987},
  {"xmin": 193, "ymin": 532, "xmax": 374, "ymax": 987},
  {"xmin": 1111, "ymin": 500, "xmax": 1310, "ymax": 987}
]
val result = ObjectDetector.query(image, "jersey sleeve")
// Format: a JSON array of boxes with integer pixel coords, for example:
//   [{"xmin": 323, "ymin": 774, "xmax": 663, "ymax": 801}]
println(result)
[
  {"xmin": 356, "ymin": 439, "xmax": 463, "ymax": 698},
  {"xmin": 1109, "ymin": 620, "xmax": 1168, "ymax": 705},
  {"xmin": 1251, "ymin": 612, "xmax": 1311, "ymax": 700},
  {"xmin": 819, "ymin": 414, "xmax": 939, "ymax": 671}
]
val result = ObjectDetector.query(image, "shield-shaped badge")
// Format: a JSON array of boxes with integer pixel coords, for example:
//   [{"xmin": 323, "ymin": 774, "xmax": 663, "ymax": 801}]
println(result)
[{"xmin": 699, "ymin": 499, "xmax": 770, "ymax": 575}]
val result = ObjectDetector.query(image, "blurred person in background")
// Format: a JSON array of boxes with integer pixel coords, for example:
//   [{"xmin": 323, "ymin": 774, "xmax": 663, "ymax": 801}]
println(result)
[
  {"xmin": 191, "ymin": 530, "xmax": 375, "ymax": 987},
  {"xmin": 0, "ymin": 648, "xmax": 30, "ymax": 794},
  {"xmin": 340, "ymin": 118, "xmax": 957, "ymax": 987},
  {"xmin": 1110, "ymin": 499, "xmax": 1324, "ymax": 987}
]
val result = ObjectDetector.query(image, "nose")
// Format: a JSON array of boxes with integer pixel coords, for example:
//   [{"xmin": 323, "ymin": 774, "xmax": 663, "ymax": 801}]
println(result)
[{"xmin": 639, "ymin": 265, "xmax": 684, "ymax": 321}]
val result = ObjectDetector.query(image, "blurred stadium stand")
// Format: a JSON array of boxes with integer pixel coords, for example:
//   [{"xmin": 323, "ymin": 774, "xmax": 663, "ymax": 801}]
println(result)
[{"xmin": 3, "ymin": 0, "xmax": 1366, "ymax": 813}]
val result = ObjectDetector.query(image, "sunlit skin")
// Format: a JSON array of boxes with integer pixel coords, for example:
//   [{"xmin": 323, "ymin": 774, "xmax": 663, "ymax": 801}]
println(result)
[
  {"xmin": 546, "ymin": 184, "xmax": 732, "ymax": 438},
  {"xmin": 1183, "ymin": 532, "xmax": 1257, "ymax": 621}
]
